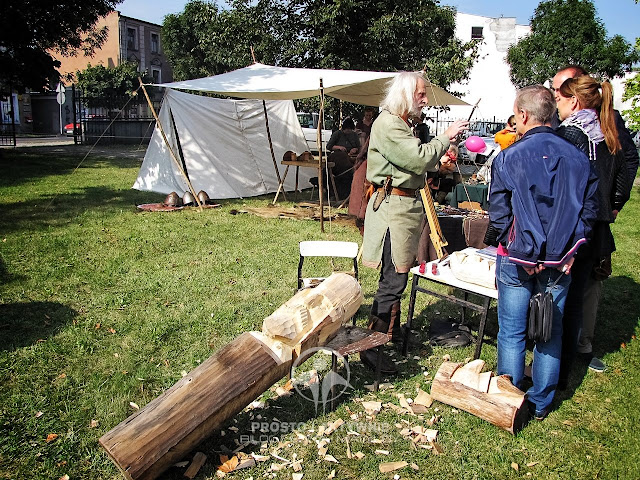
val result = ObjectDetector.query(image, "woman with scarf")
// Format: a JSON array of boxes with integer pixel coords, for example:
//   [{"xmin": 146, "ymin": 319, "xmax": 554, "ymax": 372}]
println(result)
[{"xmin": 555, "ymin": 75, "xmax": 630, "ymax": 387}]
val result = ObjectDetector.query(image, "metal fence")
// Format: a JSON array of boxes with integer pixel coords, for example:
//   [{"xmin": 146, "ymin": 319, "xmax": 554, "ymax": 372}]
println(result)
[
  {"xmin": 72, "ymin": 87, "xmax": 163, "ymax": 145},
  {"xmin": 0, "ymin": 91, "xmax": 16, "ymax": 146}
]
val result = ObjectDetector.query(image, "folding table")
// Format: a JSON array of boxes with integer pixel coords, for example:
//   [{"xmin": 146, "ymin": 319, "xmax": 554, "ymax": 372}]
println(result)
[{"xmin": 403, "ymin": 253, "xmax": 498, "ymax": 359}]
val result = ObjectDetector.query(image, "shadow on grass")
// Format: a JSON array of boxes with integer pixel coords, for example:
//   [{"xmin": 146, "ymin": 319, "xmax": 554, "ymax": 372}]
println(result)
[
  {"xmin": 0, "ymin": 185, "xmax": 162, "ymax": 235},
  {"xmin": 410, "ymin": 294, "xmax": 499, "ymax": 350},
  {"xmin": 0, "ymin": 301, "xmax": 78, "ymax": 351},
  {"xmin": 594, "ymin": 275, "xmax": 640, "ymax": 354},
  {"xmin": 556, "ymin": 274, "xmax": 640, "ymax": 402},
  {"xmin": 0, "ymin": 151, "xmax": 144, "ymax": 189}
]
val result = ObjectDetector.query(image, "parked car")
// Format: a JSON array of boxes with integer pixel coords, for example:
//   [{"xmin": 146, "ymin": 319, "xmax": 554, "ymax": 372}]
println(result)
[{"xmin": 64, "ymin": 122, "xmax": 79, "ymax": 136}]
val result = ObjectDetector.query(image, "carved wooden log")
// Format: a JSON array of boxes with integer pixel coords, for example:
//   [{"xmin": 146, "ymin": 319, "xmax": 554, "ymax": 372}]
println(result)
[
  {"xmin": 99, "ymin": 273, "xmax": 362, "ymax": 480},
  {"xmin": 430, "ymin": 360, "xmax": 528, "ymax": 434}
]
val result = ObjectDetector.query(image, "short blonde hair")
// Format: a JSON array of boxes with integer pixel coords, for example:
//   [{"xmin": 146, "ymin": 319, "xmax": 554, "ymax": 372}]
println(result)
[{"xmin": 380, "ymin": 72, "xmax": 424, "ymax": 116}]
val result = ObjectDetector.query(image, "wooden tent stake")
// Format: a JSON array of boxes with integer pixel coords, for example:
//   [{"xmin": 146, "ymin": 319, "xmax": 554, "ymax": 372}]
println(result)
[
  {"xmin": 262, "ymin": 100, "xmax": 286, "ymax": 200},
  {"xmin": 318, "ymin": 79, "xmax": 325, "ymax": 232},
  {"xmin": 138, "ymin": 78, "xmax": 203, "ymax": 210}
]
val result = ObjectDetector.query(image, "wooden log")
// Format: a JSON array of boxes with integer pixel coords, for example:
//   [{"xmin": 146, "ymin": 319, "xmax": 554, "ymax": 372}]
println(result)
[
  {"xmin": 100, "ymin": 273, "xmax": 362, "ymax": 480},
  {"xmin": 430, "ymin": 361, "xmax": 528, "ymax": 434}
]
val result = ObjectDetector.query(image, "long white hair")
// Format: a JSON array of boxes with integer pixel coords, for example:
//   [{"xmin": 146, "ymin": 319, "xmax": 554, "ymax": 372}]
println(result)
[{"xmin": 380, "ymin": 72, "xmax": 423, "ymax": 116}]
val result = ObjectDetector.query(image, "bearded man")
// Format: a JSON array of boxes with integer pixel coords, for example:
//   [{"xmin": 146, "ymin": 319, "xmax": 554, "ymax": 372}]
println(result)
[{"xmin": 360, "ymin": 72, "xmax": 468, "ymax": 373}]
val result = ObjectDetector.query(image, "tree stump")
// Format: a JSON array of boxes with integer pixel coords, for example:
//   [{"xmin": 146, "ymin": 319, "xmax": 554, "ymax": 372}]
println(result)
[{"xmin": 430, "ymin": 360, "xmax": 528, "ymax": 434}]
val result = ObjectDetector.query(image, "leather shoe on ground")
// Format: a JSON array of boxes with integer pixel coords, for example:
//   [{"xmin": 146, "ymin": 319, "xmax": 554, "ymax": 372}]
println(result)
[
  {"xmin": 392, "ymin": 327, "xmax": 423, "ymax": 349},
  {"xmin": 359, "ymin": 349, "xmax": 398, "ymax": 375},
  {"xmin": 588, "ymin": 356, "xmax": 606, "ymax": 372}
]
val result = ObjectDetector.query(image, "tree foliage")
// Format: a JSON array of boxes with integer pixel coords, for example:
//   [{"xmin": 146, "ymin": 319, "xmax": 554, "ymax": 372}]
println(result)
[
  {"xmin": 161, "ymin": 0, "xmax": 479, "ymax": 118},
  {"xmin": 0, "ymin": 0, "xmax": 121, "ymax": 91},
  {"xmin": 76, "ymin": 62, "xmax": 150, "ymax": 110},
  {"xmin": 506, "ymin": 0, "xmax": 639, "ymax": 87},
  {"xmin": 622, "ymin": 39, "xmax": 640, "ymax": 132}
]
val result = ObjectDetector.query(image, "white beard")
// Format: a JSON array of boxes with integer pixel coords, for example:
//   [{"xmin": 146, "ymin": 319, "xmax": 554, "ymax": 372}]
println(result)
[{"xmin": 410, "ymin": 102, "xmax": 424, "ymax": 119}]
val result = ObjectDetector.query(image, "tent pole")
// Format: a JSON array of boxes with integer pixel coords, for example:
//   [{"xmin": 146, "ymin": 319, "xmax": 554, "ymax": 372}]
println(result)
[
  {"xmin": 138, "ymin": 78, "xmax": 203, "ymax": 210},
  {"xmin": 262, "ymin": 100, "xmax": 286, "ymax": 200},
  {"xmin": 318, "ymin": 79, "xmax": 325, "ymax": 233}
]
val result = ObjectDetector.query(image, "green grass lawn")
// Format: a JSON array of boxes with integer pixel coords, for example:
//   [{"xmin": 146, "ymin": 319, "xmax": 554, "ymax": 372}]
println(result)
[{"xmin": 1, "ymin": 146, "xmax": 639, "ymax": 480}]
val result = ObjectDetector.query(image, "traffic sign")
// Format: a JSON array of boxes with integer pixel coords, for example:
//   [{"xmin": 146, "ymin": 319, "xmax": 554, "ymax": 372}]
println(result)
[{"xmin": 56, "ymin": 92, "xmax": 66, "ymax": 105}]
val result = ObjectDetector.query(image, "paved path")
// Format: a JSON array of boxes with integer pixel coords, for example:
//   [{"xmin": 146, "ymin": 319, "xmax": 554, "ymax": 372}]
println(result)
[{"xmin": 1, "ymin": 136, "xmax": 147, "ymax": 159}]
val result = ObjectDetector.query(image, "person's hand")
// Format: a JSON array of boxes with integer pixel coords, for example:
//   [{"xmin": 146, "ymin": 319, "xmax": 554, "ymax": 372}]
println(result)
[
  {"xmin": 524, "ymin": 264, "xmax": 545, "ymax": 276},
  {"xmin": 443, "ymin": 120, "xmax": 469, "ymax": 141},
  {"xmin": 349, "ymin": 147, "xmax": 359, "ymax": 155},
  {"xmin": 613, "ymin": 209, "xmax": 619, "ymax": 220},
  {"xmin": 334, "ymin": 145, "xmax": 347, "ymax": 152},
  {"xmin": 439, "ymin": 159, "xmax": 455, "ymax": 174},
  {"xmin": 560, "ymin": 257, "xmax": 574, "ymax": 275}
]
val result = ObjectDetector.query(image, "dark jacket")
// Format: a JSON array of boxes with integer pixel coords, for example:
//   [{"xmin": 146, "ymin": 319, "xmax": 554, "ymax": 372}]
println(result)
[
  {"xmin": 556, "ymin": 125, "xmax": 629, "ymax": 258},
  {"xmin": 553, "ymin": 109, "xmax": 639, "ymax": 201},
  {"xmin": 486, "ymin": 126, "xmax": 599, "ymax": 267},
  {"xmin": 556, "ymin": 125, "xmax": 629, "ymax": 218}
]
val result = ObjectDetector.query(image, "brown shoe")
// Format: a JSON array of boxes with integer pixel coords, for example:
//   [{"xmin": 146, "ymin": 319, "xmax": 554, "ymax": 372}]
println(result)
[{"xmin": 359, "ymin": 349, "xmax": 398, "ymax": 375}]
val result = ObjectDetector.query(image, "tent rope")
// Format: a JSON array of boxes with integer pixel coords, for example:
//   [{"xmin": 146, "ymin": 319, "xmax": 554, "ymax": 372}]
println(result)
[{"xmin": 42, "ymin": 85, "xmax": 141, "ymax": 213}]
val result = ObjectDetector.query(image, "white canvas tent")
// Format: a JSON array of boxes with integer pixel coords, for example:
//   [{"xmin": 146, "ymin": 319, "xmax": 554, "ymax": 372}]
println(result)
[
  {"xmin": 134, "ymin": 63, "xmax": 469, "ymax": 202},
  {"xmin": 155, "ymin": 62, "xmax": 469, "ymax": 107},
  {"xmin": 133, "ymin": 89, "xmax": 310, "ymax": 198}
]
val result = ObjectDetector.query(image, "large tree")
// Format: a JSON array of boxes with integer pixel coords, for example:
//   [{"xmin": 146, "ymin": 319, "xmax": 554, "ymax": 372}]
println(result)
[
  {"xmin": 162, "ymin": 0, "xmax": 478, "ymax": 120},
  {"xmin": 162, "ymin": 0, "xmax": 478, "ymax": 89},
  {"xmin": 0, "ymin": 0, "xmax": 121, "ymax": 91},
  {"xmin": 76, "ymin": 62, "xmax": 151, "ymax": 111},
  {"xmin": 506, "ymin": 0, "xmax": 638, "ymax": 87}
]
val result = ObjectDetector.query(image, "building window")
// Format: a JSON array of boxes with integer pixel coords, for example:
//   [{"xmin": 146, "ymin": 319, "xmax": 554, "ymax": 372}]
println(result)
[
  {"xmin": 151, "ymin": 68, "xmax": 161, "ymax": 84},
  {"xmin": 151, "ymin": 33, "xmax": 160, "ymax": 53},
  {"xmin": 127, "ymin": 28, "xmax": 137, "ymax": 50},
  {"xmin": 471, "ymin": 26, "xmax": 483, "ymax": 40}
]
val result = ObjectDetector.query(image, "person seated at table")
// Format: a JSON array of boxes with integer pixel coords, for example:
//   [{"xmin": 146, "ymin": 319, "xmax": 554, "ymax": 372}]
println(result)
[
  {"xmin": 427, "ymin": 144, "xmax": 461, "ymax": 204},
  {"xmin": 327, "ymin": 117, "xmax": 360, "ymax": 199},
  {"xmin": 494, "ymin": 115, "xmax": 518, "ymax": 150},
  {"xmin": 411, "ymin": 113, "xmax": 431, "ymax": 144},
  {"xmin": 356, "ymin": 107, "xmax": 375, "ymax": 139}
]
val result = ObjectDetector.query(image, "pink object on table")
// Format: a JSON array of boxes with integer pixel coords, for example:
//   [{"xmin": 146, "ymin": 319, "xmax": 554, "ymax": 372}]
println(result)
[{"xmin": 465, "ymin": 135, "xmax": 487, "ymax": 153}]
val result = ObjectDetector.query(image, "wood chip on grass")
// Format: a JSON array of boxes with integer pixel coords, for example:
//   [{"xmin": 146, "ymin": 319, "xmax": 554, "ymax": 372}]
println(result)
[{"xmin": 379, "ymin": 461, "xmax": 408, "ymax": 473}]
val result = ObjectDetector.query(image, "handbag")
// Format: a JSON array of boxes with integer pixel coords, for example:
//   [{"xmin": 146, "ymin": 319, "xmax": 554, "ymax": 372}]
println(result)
[{"xmin": 527, "ymin": 273, "xmax": 564, "ymax": 343}]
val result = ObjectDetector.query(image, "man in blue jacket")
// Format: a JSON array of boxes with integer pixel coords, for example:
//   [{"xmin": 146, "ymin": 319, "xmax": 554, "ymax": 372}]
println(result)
[{"xmin": 485, "ymin": 85, "xmax": 598, "ymax": 420}]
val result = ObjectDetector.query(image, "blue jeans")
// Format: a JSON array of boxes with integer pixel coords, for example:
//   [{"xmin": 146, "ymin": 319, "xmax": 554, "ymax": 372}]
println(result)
[{"xmin": 496, "ymin": 255, "xmax": 571, "ymax": 416}]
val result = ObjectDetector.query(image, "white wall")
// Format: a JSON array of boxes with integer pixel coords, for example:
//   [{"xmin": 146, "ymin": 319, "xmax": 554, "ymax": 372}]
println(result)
[
  {"xmin": 437, "ymin": 12, "xmax": 636, "ymax": 125},
  {"xmin": 611, "ymin": 71, "xmax": 638, "ymax": 116},
  {"xmin": 433, "ymin": 13, "xmax": 530, "ymax": 124}
]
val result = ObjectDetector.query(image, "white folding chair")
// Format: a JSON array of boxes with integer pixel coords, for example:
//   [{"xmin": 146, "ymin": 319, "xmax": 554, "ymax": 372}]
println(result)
[{"xmin": 297, "ymin": 241, "xmax": 359, "ymax": 290}]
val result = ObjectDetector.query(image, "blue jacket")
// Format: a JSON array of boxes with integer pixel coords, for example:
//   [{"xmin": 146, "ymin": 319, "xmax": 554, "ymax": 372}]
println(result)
[{"xmin": 488, "ymin": 126, "xmax": 599, "ymax": 267}]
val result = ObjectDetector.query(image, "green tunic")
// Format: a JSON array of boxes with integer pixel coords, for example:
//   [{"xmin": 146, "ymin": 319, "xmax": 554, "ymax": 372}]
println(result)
[{"xmin": 362, "ymin": 110, "xmax": 450, "ymax": 273}]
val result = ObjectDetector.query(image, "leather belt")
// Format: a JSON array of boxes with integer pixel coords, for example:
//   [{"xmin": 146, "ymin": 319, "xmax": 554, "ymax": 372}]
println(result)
[{"xmin": 376, "ymin": 186, "xmax": 417, "ymax": 197}]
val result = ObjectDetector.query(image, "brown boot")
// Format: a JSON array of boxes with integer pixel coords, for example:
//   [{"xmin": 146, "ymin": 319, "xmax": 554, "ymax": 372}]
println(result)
[
  {"xmin": 362, "ymin": 310, "xmax": 397, "ymax": 375},
  {"xmin": 368, "ymin": 313, "xmax": 390, "ymax": 335},
  {"xmin": 389, "ymin": 302, "xmax": 422, "ymax": 348},
  {"xmin": 388, "ymin": 301, "xmax": 402, "ymax": 341}
]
